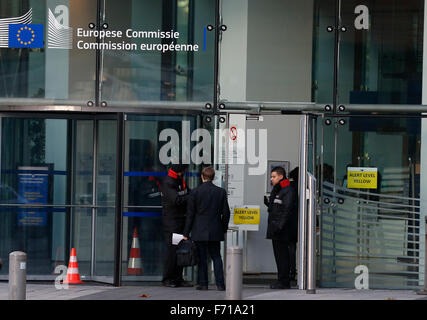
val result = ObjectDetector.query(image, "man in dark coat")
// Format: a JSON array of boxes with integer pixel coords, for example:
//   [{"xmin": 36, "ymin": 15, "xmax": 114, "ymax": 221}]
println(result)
[
  {"xmin": 160, "ymin": 163, "xmax": 192, "ymax": 287},
  {"xmin": 264, "ymin": 166, "xmax": 297, "ymax": 289},
  {"xmin": 183, "ymin": 167, "xmax": 230, "ymax": 291}
]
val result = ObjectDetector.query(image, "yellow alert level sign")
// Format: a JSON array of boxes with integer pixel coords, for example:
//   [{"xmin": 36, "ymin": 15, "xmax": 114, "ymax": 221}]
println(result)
[
  {"xmin": 233, "ymin": 206, "xmax": 260, "ymax": 225},
  {"xmin": 347, "ymin": 167, "xmax": 378, "ymax": 189}
]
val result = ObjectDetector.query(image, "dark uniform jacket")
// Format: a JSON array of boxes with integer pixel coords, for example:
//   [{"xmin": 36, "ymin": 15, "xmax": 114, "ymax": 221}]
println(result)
[
  {"xmin": 264, "ymin": 179, "xmax": 298, "ymax": 241},
  {"xmin": 160, "ymin": 170, "xmax": 190, "ymax": 233},
  {"xmin": 183, "ymin": 181, "xmax": 230, "ymax": 241}
]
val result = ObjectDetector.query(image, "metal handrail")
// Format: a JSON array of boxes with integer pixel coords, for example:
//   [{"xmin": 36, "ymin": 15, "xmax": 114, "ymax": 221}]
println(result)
[
  {"xmin": 325, "ymin": 228, "xmax": 420, "ymax": 245},
  {"xmin": 323, "ymin": 190, "xmax": 421, "ymax": 210},
  {"xmin": 322, "ymin": 237, "xmax": 421, "ymax": 254},
  {"xmin": 123, "ymin": 205, "xmax": 162, "ymax": 209},
  {"xmin": 321, "ymin": 245, "xmax": 423, "ymax": 263},
  {"xmin": 324, "ymin": 204, "xmax": 421, "ymax": 222},
  {"xmin": 0, "ymin": 203, "xmax": 115, "ymax": 209},
  {"xmin": 321, "ymin": 219, "xmax": 421, "ymax": 235},
  {"xmin": 323, "ymin": 181, "xmax": 421, "ymax": 202}
]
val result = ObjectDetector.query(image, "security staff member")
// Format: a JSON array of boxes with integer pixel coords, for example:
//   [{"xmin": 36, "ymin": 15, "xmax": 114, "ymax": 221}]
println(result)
[
  {"xmin": 160, "ymin": 164, "xmax": 192, "ymax": 288},
  {"xmin": 264, "ymin": 166, "xmax": 297, "ymax": 289}
]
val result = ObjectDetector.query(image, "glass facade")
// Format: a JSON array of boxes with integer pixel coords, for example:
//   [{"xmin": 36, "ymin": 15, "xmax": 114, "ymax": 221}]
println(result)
[
  {"xmin": 121, "ymin": 114, "xmax": 204, "ymax": 281},
  {"xmin": 320, "ymin": 117, "xmax": 422, "ymax": 288},
  {"xmin": 0, "ymin": 0, "xmax": 426, "ymax": 289},
  {"xmin": 0, "ymin": 0, "xmax": 215, "ymax": 107}
]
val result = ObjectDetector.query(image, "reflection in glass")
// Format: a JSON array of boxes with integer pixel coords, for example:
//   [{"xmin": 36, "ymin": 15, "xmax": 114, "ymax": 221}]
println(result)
[
  {"xmin": 72, "ymin": 120, "xmax": 94, "ymax": 205},
  {"xmin": 0, "ymin": 0, "xmax": 97, "ymax": 106},
  {"xmin": 312, "ymin": 0, "xmax": 335, "ymax": 103},
  {"xmin": 339, "ymin": 0, "xmax": 424, "ymax": 104},
  {"xmin": 320, "ymin": 117, "xmax": 422, "ymax": 289},
  {"xmin": 122, "ymin": 114, "xmax": 204, "ymax": 280},
  {"xmin": 101, "ymin": 0, "xmax": 215, "ymax": 105},
  {"xmin": 220, "ymin": 0, "xmax": 317, "ymax": 103},
  {"xmin": 0, "ymin": 117, "xmax": 69, "ymax": 275},
  {"xmin": 70, "ymin": 207, "xmax": 92, "ymax": 277},
  {"xmin": 95, "ymin": 208, "xmax": 115, "ymax": 277}
]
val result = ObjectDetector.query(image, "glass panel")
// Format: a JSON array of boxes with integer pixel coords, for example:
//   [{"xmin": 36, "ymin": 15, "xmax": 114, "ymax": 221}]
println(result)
[
  {"xmin": 70, "ymin": 119, "xmax": 93, "ymax": 279},
  {"xmin": 312, "ymin": 0, "xmax": 336, "ymax": 104},
  {"xmin": 0, "ymin": 207, "xmax": 68, "ymax": 275},
  {"xmin": 72, "ymin": 120, "xmax": 94, "ymax": 205},
  {"xmin": 0, "ymin": 0, "xmax": 97, "ymax": 106},
  {"xmin": 122, "ymin": 114, "xmax": 203, "ymax": 281},
  {"xmin": 100, "ymin": 0, "xmax": 215, "ymax": 106},
  {"xmin": 96, "ymin": 120, "xmax": 116, "ymax": 207},
  {"xmin": 0, "ymin": 117, "xmax": 68, "ymax": 275},
  {"xmin": 94, "ymin": 120, "xmax": 116, "ymax": 278},
  {"xmin": 220, "ymin": 0, "xmax": 329, "ymax": 103},
  {"xmin": 320, "ymin": 116, "xmax": 423, "ymax": 289},
  {"xmin": 339, "ymin": 0, "xmax": 424, "ymax": 105},
  {"xmin": 1, "ymin": 118, "xmax": 68, "ymax": 204},
  {"xmin": 70, "ymin": 207, "xmax": 92, "ymax": 278}
]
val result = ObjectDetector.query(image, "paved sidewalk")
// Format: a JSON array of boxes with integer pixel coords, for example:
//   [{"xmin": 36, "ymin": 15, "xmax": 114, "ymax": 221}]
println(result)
[{"xmin": 0, "ymin": 282, "xmax": 426, "ymax": 300}]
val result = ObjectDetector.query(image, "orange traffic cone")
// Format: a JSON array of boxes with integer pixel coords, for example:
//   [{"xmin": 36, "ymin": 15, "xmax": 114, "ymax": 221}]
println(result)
[
  {"xmin": 64, "ymin": 248, "xmax": 83, "ymax": 284},
  {"xmin": 127, "ymin": 227, "xmax": 142, "ymax": 275}
]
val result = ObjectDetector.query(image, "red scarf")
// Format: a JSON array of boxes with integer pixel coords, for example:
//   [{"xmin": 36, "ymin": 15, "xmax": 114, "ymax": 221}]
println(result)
[
  {"xmin": 280, "ymin": 179, "xmax": 290, "ymax": 188},
  {"xmin": 168, "ymin": 169, "xmax": 186, "ymax": 190}
]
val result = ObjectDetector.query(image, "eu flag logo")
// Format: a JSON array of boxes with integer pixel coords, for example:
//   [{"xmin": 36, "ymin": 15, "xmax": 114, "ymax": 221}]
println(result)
[{"xmin": 9, "ymin": 24, "xmax": 43, "ymax": 48}]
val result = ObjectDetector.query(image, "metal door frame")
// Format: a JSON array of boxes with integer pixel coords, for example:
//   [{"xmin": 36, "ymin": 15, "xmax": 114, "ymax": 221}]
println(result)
[{"xmin": 0, "ymin": 112, "xmax": 119, "ymax": 284}]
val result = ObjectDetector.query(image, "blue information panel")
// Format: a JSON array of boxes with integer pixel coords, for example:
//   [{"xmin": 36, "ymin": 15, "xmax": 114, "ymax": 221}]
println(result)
[{"xmin": 17, "ymin": 166, "xmax": 49, "ymax": 227}]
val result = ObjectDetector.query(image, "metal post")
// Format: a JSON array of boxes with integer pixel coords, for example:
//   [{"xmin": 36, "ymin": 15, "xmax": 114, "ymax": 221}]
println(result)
[
  {"xmin": 417, "ymin": 217, "xmax": 427, "ymax": 295},
  {"xmin": 298, "ymin": 115, "xmax": 308, "ymax": 289},
  {"xmin": 226, "ymin": 246, "xmax": 242, "ymax": 300},
  {"xmin": 9, "ymin": 251, "xmax": 26, "ymax": 300},
  {"xmin": 91, "ymin": 118, "xmax": 98, "ymax": 278},
  {"xmin": 306, "ymin": 173, "xmax": 317, "ymax": 294}
]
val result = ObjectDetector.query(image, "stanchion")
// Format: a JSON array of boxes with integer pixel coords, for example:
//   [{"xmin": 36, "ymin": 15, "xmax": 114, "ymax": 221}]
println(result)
[
  {"xmin": 9, "ymin": 251, "xmax": 26, "ymax": 300},
  {"xmin": 226, "ymin": 246, "xmax": 242, "ymax": 300}
]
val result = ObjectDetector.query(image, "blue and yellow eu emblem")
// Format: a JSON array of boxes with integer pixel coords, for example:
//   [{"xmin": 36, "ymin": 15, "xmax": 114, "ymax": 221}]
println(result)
[{"xmin": 9, "ymin": 24, "xmax": 43, "ymax": 48}]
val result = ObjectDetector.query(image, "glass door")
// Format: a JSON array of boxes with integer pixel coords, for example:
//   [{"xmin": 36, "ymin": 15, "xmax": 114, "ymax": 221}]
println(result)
[
  {"xmin": 121, "ymin": 114, "xmax": 202, "ymax": 283},
  {"xmin": 0, "ymin": 114, "xmax": 117, "ymax": 283},
  {"xmin": 318, "ymin": 0, "xmax": 425, "ymax": 289},
  {"xmin": 320, "ymin": 116, "xmax": 422, "ymax": 289},
  {"xmin": 0, "ymin": 116, "xmax": 68, "ymax": 278},
  {"xmin": 71, "ymin": 116, "xmax": 117, "ymax": 284}
]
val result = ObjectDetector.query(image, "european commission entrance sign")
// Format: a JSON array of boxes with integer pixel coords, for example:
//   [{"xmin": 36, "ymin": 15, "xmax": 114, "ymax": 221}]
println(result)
[
  {"xmin": 76, "ymin": 28, "xmax": 200, "ymax": 52},
  {"xmin": 0, "ymin": 7, "xmax": 201, "ymax": 52}
]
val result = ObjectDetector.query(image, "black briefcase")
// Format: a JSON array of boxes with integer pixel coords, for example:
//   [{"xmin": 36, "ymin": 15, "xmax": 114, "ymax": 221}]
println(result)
[{"xmin": 176, "ymin": 239, "xmax": 199, "ymax": 267}]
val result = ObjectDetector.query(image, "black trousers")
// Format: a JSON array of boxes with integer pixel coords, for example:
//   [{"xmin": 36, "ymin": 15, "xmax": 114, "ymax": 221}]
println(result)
[
  {"xmin": 272, "ymin": 239, "xmax": 290, "ymax": 285},
  {"xmin": 195, "ymin": 241, "xmax": 225, "ymax": 287},
  {"xmin": 162, "ymin": 232, "xmax": 184, "ymax": 283},
  {"xmin": 288, "ymin": 242, "xmax": 297, "ymax": 278}
]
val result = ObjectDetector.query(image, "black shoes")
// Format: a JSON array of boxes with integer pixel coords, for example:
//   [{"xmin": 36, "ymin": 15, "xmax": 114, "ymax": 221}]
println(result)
[
  {"xmin": 217, "ymin": 285, "xmax": 226, "ymax": 291},
  {"xmin": 163, "ymin": 280, "xmax": 193, "ymax": 288},
  {"xmin": 270, "ymin": 281, "xmax": 291, "ymax": 289},
  {"xmin": 196, "ymin": 285, "xmax": 208, "ymax": 290},
  {"xmin": 162, "ymin": 280, "xmax": 178, "ymax": 288},
  {"xmin": 177, "ymin": 280, "xmax": 193, "ymax": 287}
]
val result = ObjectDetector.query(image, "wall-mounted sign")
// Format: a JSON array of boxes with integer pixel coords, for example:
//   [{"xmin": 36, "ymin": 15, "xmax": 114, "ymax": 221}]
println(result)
[
  {"xmin": 0, "ymin": 7, "xmax": 202, "ymax": 52},
  {"xmin": 17, "ymin": 166, "xmax": 49, "ymax": 226},
  {"xmin": 233, "ymin": 206, "xmax": 260, "ymax": 225},
  {"xmin": 347, "ymin": 167, "xmax": 378, "ymax": 189}
]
